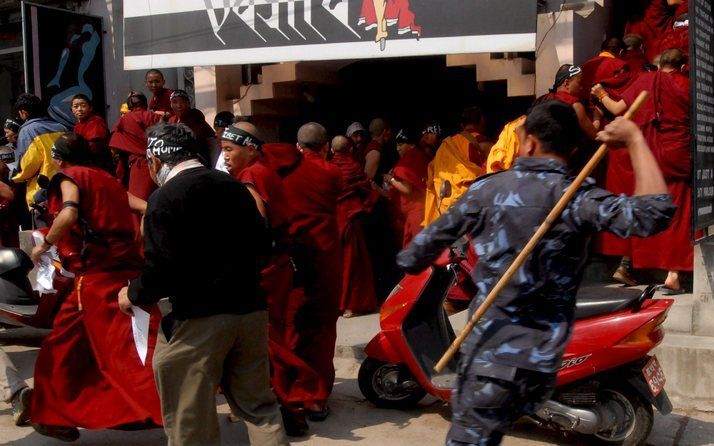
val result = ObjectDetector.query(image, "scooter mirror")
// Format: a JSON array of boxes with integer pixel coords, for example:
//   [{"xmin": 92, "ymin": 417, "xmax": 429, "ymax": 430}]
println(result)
[{"xmin": 440, "ymin": 180, "xmax": 452, "ymax": 199}]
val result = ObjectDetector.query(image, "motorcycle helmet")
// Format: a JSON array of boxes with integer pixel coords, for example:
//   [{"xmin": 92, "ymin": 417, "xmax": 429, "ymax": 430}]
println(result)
[{"xmin": 0, "ymin": 248, "xmax": 37, "ymax": 306}]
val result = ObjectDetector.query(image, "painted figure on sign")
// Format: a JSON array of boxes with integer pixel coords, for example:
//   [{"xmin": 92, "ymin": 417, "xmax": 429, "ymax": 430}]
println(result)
[{"xmin": 359, "ymin": 0, "xmax": 421, "ymax": 50}]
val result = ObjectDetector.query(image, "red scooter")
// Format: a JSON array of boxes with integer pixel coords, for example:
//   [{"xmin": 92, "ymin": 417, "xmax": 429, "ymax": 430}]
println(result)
[{"xmin": 359, "ymin": 242, "xmax": 673, "ymax": 445}]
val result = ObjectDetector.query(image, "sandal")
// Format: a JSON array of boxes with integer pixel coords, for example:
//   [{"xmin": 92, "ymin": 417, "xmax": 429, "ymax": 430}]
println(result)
[{"xmin": 655, "ymin": 284, "xmax": 687, "ymax": 296}]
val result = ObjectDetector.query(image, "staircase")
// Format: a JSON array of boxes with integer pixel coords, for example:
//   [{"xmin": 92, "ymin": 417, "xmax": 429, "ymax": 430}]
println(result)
[
  {"xmin": 446, "ymin": 53, "xmax": 536, "ymax": 97},
  {"xmin": 233, "ymin": 61, "xmax": 349, "ymax": 117}
]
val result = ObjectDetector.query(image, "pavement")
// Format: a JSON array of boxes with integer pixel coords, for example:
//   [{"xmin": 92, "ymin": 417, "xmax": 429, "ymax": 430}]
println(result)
[{"xmin": 1, "ymin": 316, "xmax": 714, "ymax": 445}]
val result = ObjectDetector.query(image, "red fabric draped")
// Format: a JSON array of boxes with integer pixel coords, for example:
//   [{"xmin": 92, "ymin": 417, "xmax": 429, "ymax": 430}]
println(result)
[
  {"xmin": 263, "ymin": 143, "xmax": 302, "ymax": 177},
  {"xmin": 281, "ymin": 150, "xmax": 343, "ymax": 405},
  {"xmin": 393, "ymin": 147, "xmax": 430, "ymax": 247},
  {"xmin": 330, "ymin": 153, "xmax": 378, "ymax": 314},
  {"xmin": 581, "ymin": 53, "xmax": 633, "ymax": 99},
  {"xmin": 625, "ymin": 0, "xmax": 675, "ymax": 61},
  {"xmin": 621, "ymin": 71, "xmax": 693, "ymax": 271},
  {"xmin": 622, "ymin": 51, "xmax": 649, "ymax": 76},
  {"xmin": 169, "ymin": 109, "xmax": 215, "ymax": 162},
  {"xmin": 109, "ymin": 109, "xmax": 160, "ymax": 201},
  {"xmin": 73, "ymin": 114, "xmax": 108, "ymax": 150},
  {"xmin": 32, "ymin": 166, "xmax": 162, "ymax": 429},
  {"xmin": 233, "ymin": 157, "xmax": 327, "ymax": 407},
  {"xmin": 149, "ymin": 88, "xmax": 174, "ymax": 115}
]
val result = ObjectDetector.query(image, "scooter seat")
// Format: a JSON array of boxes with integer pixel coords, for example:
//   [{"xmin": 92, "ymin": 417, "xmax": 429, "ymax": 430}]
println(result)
[{"xmin": 575, "ymin": 293, "xmax": 641, "ymax": 320}]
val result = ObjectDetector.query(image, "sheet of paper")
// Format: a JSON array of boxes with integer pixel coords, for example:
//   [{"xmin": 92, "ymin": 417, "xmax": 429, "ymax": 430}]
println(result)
[{"xmin": 131, "ymin": 306, "xmax": 150, "ymax": 366}]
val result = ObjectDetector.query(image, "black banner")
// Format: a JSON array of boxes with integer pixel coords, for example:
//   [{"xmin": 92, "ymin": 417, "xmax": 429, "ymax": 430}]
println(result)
[
  {"xmin": 123, "ymin": 0, "xmax": 536, "ymax": 69},
  {"xmin": 22, "ymin": 2, "xmax": 105, "ymax": 127},
  {"xmin": 692, "ymin": 0, "xmax": 714, "ymax": 233}
]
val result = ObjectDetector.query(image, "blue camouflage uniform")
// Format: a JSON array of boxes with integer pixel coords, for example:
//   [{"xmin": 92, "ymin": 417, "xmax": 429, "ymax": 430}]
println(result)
[{"xmin": 397, "ymin": 157, "xmax": 675, "ymax": 446}]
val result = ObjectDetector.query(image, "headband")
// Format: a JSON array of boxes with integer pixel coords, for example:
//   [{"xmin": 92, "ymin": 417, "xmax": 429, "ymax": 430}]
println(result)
[
  {"xmin": 395, "ymin": 128, "xmax": 414, "ymax": 144},
  {"xmin": 3, "ymin": 118, "xmax": 21, "ymax": 133},
  {"xmin": 170, "ymin": 90, "xmax": 190, "ymax": 101},
  {"xmin": 51, "ymin": 134, "xmax": 89, "ymax": 162},
  {"xmin": 146, "ymin": 135, "xmax": 191, "ymax": 159},
  {"xmin": 553, "ymin": 65, "xmax": 582, "ymax": 90},
  {"xmin": 422, "ymin": 123, "xmax": 442, "ymax": 136},
  {"xmin": 221, "ymin": 126, "xmax": 264, "ymax": 148},
  {"xmin": 214, "ymin": 115, "xmax": 233, "ymax": 128}
]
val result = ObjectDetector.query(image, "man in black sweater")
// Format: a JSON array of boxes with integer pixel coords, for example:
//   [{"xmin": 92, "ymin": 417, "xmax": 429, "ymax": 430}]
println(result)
[{"xmin": 118, "ymin": 122, "xmax": 287, "ymax": 446}]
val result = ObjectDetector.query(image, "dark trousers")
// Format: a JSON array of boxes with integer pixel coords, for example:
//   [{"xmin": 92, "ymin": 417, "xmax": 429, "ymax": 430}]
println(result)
[{"xmin": 446, "ymin": 359, "xmax": 556, "ymax": 446}]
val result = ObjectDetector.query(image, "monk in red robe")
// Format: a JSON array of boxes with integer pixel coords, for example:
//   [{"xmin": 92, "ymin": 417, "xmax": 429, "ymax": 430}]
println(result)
[
  {"xmin": 70, "ymin": 94, "xmax": 113, "ymax": 173},
  {"xmin": 145, "ymin": 69, "xmax": 174, "ymax": 117},
  {"xmin": 594, "ymin": 48, "xmax": 692, "ymax": 293},
  {"xmin": 625, "ymin": 0, "xmax": 677, "ymax": 62},
  {"xmin": 168, "ymin": 90, "xmax": 219, "ymax": 166},
  {"xmin": 108, "ymin": 91, "xmax": 161, "ymax": 201},
  {"xmin": 220, "ymin": 122, "xmax": 326, "ymax": 435},
  {"xmin": 385, "ymin": 129, "xmax": 430, "ymax": 247},
  {"xmin": 329, "ymin": 135, "xmax": 378, "ymax": 318},
  {"xmin": 276, "ymin": 123, "xmax": 343, "ymax": 420},
  {"xmin": 581, "ymin": 38, "xmax": 633, "ymax": 102},
  {"xmin": 29, "ymin": 133, "xmax": 161, "ymax": 442},
  {"xmin": 358, "ymin": 118, "xmax": 392, "ymax": 180},
  {"xmin": 654, "ymin": 3, "xmax": 689, "ymax": 60},
  {"xmin": 622, "ymin": 33, "xmax": 650, "ymax": 76}
]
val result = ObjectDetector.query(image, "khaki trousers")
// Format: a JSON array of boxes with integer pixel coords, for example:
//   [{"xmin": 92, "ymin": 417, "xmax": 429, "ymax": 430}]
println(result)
[
  {"xmin": 153, "ymin": 311, "xmax": 288, "ymax": 446},
  {"xmin": 0, "ymin": 347, "xmax": 27, "ymax": 403}
]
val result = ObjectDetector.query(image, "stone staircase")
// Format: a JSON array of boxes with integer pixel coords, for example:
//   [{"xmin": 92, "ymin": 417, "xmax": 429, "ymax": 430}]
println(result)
[
  {"xmin": 446, "ymin": 53, "xmax": 536, "ymax": 97},
  {"xmin": 233, "ymin": 61, "xmax": 349, "ymax": 117}
]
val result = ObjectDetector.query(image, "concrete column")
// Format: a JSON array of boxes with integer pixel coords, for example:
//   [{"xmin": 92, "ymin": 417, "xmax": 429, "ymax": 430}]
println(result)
[
  {"xmin": 694, "ymin": 244, "xmax": 714, "ymax": 336},
  {"xmin": 194, "ymin": 65, "xmax": 243, "ymax": 128}
]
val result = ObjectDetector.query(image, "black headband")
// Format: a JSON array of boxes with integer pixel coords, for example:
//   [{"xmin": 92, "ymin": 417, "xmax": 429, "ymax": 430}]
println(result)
[
  {"xmin": 4, "ymin": 118, "xmax": 21, "ymax": 132},
  {"xmin": 221, "ymin": 126, "xmax": 264, "ymax": 147},
  {"xmin": 51, "ymin": 135, "xmax": 89, "ymax": 162},
  {"xmin": 146, "ymin": 135, "xmax": 191, "ymax": 159},
  {"xmin": 170, "ymin": 90, "xmax": 190, "ymax": 101},
  {"xmin": 553, "ymin": 65, "xmax": 582, "ymax": 90}
]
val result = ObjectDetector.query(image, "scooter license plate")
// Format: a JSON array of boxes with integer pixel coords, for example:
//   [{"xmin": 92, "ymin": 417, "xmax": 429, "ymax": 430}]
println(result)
[{"xmin": 642, "ymin": 356, "xmax": 666, "ymax": 397}]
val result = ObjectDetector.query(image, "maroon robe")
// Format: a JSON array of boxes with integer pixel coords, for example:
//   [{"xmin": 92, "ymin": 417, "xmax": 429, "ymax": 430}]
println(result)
[
  {"xmin": 392, "ymin": 148, "xmax": 430, "ymax": 247},
  {"xmin": 581, "ymin": 53, "xmax": 633, "ymax": 100},
  {"xmin": 234, "ymin": 157, "xmax": 328, "ymax": 408},
  {"xmin": 73, "ymin": 114, "xmax": 113, "ymax": 172},
  {"xmin": 622, "ymin": 71, "xmax": 693, "ymax": 271},
  {"xmin": 109, "ymin": 108, "xmax": 161, "ymax": 201},
  {"xmin": 278, "ymin": 147, "xmax": 344, "ymax": 406},
  {"xmin": 330, "ymin": 152, "xmax": 378, "ymax": 314},
  {"xmin": 625, "ymin": 0, "xmax": 675, "ymax": 61},
  {"xmin": 149, "ymin": 88, "xmax": 174, "ymax": 115},
  {"xmin": 169, "ymin": 109, "xmax": 216, "ymax": 163},
  {"xmin": 31, "ymin": 166, "xmax": 162, "ymax": 429}
]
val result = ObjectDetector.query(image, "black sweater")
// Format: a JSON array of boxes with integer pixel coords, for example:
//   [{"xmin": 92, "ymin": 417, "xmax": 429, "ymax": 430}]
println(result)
[{"xmin": 128, "ymin": 167, "xmax": 269, "ymax": 319}]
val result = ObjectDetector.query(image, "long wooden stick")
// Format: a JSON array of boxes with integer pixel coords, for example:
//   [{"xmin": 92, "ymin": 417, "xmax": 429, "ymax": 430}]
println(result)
[{"xmin": 434, "ymin": 91, "xmax": 650, "ymax": 374}]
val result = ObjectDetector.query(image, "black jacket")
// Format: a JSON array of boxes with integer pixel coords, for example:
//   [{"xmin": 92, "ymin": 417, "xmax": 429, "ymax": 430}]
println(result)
[{"xmin": 129, "ymin": 167, "xmax": 269, "ymax": 319}]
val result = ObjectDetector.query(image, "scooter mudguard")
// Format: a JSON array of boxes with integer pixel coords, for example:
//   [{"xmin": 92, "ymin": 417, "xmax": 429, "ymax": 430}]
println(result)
[
  {"xmin": 622, "ymin": 357, "xmax": 673, "ymax": 415},
  {"xmin": 364, "ymin": 332, "xmax": 401, "ymax": 364}
]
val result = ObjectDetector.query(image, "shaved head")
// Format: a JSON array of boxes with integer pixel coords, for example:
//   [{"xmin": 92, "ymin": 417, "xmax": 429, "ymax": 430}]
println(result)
[
  {"xmin": 660, "ymin": 48, "xmax": 686, "ymax": 69},
  {"xmin": 235, "ymin": 121, "xmax": 265, "ymax": 142},
  {"xmin": 297, "ymin": 122, "xmax": 328, "ymax": 152},
  {"xmin": 369, "ymin": 118, "xmax": 389, "ymax": 138},
  {"xmin": 331, "ymin": 135, "xmax": 351, "ymax": 153}
]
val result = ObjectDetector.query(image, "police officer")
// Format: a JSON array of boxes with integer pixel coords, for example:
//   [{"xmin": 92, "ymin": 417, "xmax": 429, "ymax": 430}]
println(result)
[{"xmin": 397, "ymin": 101, "xmax": 676, "ymax": 445}]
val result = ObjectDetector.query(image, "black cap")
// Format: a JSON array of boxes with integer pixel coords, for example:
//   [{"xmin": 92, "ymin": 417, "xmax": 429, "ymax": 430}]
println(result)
[{"xmin": 552, "ymin": 64, "xmax": 582, "ymax": 91}]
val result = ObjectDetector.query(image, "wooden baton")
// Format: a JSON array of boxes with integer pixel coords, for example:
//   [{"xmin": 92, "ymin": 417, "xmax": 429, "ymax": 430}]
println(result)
[{"xmin": 434, "ymin": 91, "xmax": 650, "ymax": 374}]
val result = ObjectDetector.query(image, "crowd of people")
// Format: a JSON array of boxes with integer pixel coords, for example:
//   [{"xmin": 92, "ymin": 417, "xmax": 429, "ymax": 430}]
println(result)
[{"xmin": 0, "ymin": 0, "xmax": 693, "ymax": 444}]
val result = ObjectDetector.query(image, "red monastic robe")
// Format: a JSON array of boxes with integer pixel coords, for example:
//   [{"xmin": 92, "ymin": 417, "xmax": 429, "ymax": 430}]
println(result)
[
  {"xmin": 109, "ymin": 108, "xmax": 161, "ymax": 201},
  {"xmin": 581, "ymin": 52, "xmax": 633, "ymax": 100},
  {"xmin": 234, "ymin": 157, "xmax": 327, "ymax": 408},
  {"xmin": 359, "ymin": 0, "xmax": 421, "ymax": 35},
  {"xmin": 330, "ymin": 152, "xmax": 378, "ymax": 314},
  {"xmin": 31, "ymin": 166, "xmax": 162, "ymax": 429},
  {"xmin": 73, "ymin": 114, "xmax": 113, "ymax": 172},
  {"xmin": 149, "ymin": 88, "xmax": 174, "ymax": 115},
  {"xmin": 392, "ymin": 147, "xmax": 430, "ymax": 247},
  {"xmin": 625, "ymin": 0, "xmax": 675, "ymax": 61},
  {"xmin": 622, "ymin": 50, "xmax": 650, "ymax": 76},
  {"xmin": 278, "ymin": 148, "xmax": 344, "ymax": 405},
  {"xmin": 622, "ymin": 71, "xmax": 693, "ymax": 271},
  {"xmin": 355, "ymin": 139, "xmax": 382, "ymax": 168},
  {"xmin": 169, "ymin": 109, "xmax": 216, "ymax": 163}
]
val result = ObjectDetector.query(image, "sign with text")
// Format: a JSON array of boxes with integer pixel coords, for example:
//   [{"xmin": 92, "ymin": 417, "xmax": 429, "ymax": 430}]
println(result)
[
  {"xmin": 692, "ymin": 0, "xmax": 714, "ymax": 233},
  {"xmin": 123, "ymin": 0, "xmax": 536, "ymax": 70},
  {"xmin": 22, "ymin": 2, "xmax": 105, "ymax": 127}
]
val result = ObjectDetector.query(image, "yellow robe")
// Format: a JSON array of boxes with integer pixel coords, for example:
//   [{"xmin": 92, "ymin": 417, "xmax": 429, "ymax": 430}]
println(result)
[
  {"xmin": 486, "ymin": 116, "xmax": 524, "ymax": 174},
  {"xmin": 423, "ymin": 132, "xmax": 484, "ymax": 225}
]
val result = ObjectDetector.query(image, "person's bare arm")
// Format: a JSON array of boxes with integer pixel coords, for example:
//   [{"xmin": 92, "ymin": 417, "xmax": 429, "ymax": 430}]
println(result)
[
  {"xmin": 364, "ymin": 151, "xmax": 381, "ymax": 181},
  {"xmin": 127, "ymin": 192, "xmax": 147, "ymax": 215},
  {"xmin": 597, "ymin": 118, "xmax": 668, "ymax": 196},
  {"xmin": 31, "ymin": 179, "xmax": 80, "ymax": 263},
  {"xmin": 246, "ymin": 184, "xmax": 268, "ymax": 220},
  {"xmin": 384, "ymin": 174, "xmax": 413, "ymax": 195},
  {"xmin": 572, "ymin": 102, "xmax": 600, "ymax": 140},
  {"xmin": 592, "ymin": 84, "xmax": 628, "ymax": 116}
]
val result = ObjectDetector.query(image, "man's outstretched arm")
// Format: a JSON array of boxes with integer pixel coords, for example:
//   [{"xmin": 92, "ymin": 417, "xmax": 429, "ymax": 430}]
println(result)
[{"xmin": 397, "ymin": 189, "xmax": 483, "ymax": 274}]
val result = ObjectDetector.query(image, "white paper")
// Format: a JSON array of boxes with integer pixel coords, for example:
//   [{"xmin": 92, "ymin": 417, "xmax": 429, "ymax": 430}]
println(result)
[
  {"xmin": 31, "ymin": 231, "xmax": 74, "ymax": 293},
  {"xmin": 131, "ymin": 306, "xmax": 150, "ymax": 366}
]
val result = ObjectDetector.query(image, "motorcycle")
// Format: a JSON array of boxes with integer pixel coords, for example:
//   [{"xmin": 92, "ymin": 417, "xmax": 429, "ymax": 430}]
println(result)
[
  {"xmin": 358, "ymin": 242, "xmax": 673, "ymax": 445},
  {"xmin": 0, "ymin": 247, "xmax": 71, "ymax": 330}
]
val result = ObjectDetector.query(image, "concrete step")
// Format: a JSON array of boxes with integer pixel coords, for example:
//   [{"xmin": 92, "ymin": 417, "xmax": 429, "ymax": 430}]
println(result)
[{"xmin": 654, "ymin": 333, "xmax": 714, "ymax": 412}]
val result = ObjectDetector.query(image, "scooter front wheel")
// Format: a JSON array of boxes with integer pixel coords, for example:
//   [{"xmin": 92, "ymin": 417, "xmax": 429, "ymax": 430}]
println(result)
[
  {"xmin": 589, "ymin": 385, "xmax": 654, "ymax": 446},
  {"xmin": 358, "ymin": 357, "xmax": 427, "ymax": 409}
]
